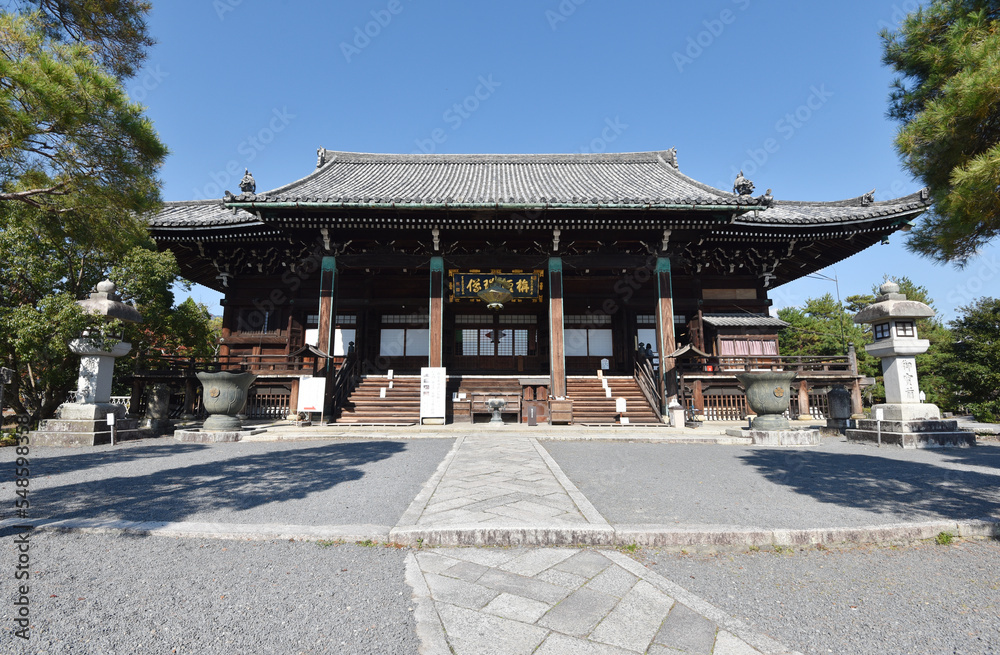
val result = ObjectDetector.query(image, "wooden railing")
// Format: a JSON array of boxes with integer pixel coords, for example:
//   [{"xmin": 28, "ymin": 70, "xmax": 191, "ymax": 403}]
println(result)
[
  {"xmin": 677, "ymin": 355, "xmax": 852, "ymax": 375},
  {"xmin": 134, "ymin": 354, "xmax": 319, "ymax": 376},
  {"xmin": 329, "ymin": 353, "xmax": 362, "ymax": 420},
  {"xmin": 633, "ymin": 358, "xmax": 663, "ymax": 421}
]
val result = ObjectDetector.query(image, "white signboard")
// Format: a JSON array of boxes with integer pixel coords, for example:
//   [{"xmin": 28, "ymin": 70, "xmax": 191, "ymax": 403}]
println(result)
[
  {"xmin": 420, "ymin": 367, "xmax": 447, "ymax": 424},
  {"xmin": 297, "ymin": 376, "xmax": 326, "ymax": 413},
  {"xmin": 616, "ymin": 397, "xmax": 627, "ymax": 414}
]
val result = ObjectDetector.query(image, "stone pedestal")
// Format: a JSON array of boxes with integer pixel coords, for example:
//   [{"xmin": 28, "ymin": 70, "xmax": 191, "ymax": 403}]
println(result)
[
  {"xmin": 846, "ymin": 419, "xmax": 975, "ymax": 448},
  {"xmin": 726, "ymin": 427, "xmax": 821, "ymax": 446},
  {"xmin": 29, "ymin": 402, "xmax": 145, "ymax": 446}
]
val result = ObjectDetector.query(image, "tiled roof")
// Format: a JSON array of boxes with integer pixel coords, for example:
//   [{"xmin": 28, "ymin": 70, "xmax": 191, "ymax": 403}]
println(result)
[
  {"xmin": 733, "ymin": 192, "xmax": 930, "ymax": 226},
  {"xmin": 702, "ymin": 313, "xmax": 790, "ymax": 328},
  {"xmin": 234, "ymin": 150, "xmax": 766, "ymax": 208},
  {"xmin": 147, "ymin": 149, "xmax": 930, "ymax": 230},
  {"xmin": 148, "ymin": 200, "xmax": 261, "ymax": 229}
]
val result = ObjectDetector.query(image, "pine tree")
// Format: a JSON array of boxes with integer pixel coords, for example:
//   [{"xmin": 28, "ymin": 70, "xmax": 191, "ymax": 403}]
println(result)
[
  {"xmin": 0, "ymin": 5, "xmax": 166, "ymax": 212},
  {"xmin": 882, "ymin": 1, "xmax": 1000, "ymax": 264}
]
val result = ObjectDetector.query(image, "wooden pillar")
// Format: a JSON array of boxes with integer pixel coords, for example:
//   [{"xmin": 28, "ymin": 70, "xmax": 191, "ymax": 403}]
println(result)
[
  {"xmin": 548, "ymin": 257, "xmax": 566, "ymax": 398},
  {"xmin": 318, "ymin": 256, "xmax": 336, "ymax": 421},
  {"xmin": 654, "ymin": 257, "xmax": 677, "ymax": 413},
  {"xmin": 219, "ymin": 302, "xmax": 232, "ymax": 359},
  {"xmin": 129, "ymin": 379, "xmax": 143, "ymax": 418},
  {"xmin": 183, "ymin": 376, "xmax": 197, "ymax": 417},
  {"xmin": 429, "ymin": 257, "xmax": 444, "ymax": 368},
  {"xmin": 693, "ymin": 379, "xmax": 705, "ymax": 415},
  {"xmin": 317, "ymin": 256, "xmax": 337, "ymax": 367},
  {"xmin": 288, "ymin": 378, "xmax": 300, "ymax": 417},
  {"xmin": 797, "ymin": 379, "xmax": 810, "ymax": 420},
  {"xmin": 851, "ymin": 379, "xmax": 864, "ymax": 416}
]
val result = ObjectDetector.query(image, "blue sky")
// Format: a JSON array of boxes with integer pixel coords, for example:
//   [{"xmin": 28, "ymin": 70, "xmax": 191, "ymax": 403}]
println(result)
[{"xmin": 137, "ymin": 0, "xmax": 999, "ymax": 321}]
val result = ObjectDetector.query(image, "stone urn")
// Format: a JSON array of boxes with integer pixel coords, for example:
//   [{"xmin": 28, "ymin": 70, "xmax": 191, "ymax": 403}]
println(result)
[
  {"xmin": 196, "ymin": 370, "xmax": 257, "ymax": 431},
  {"xmin": 735, "ymin": 371, "xmax": 797, "ymax": 431},
  {"xmin": 486, "ymin": 397, "xmax": 507, "ymax": 425}
]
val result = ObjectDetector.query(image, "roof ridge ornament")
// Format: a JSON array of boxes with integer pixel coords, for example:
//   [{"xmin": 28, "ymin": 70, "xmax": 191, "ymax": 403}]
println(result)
[
  {"xmin": 861, "ymin": 189, "xmax": 875, "ymax": 206},
  {"xmin": 317, "ymin": 147, "xmax": 327, "ymax": 168},
  {"xmin": 733, "ymin": 170, "xmax": 754, "ymax": 196},
  {"xmin": 239, "ymin": 169, "xmax": 256, "ymax": 194},
  {"xmin": 664, "ymin": 147, "xmax": 679, "ymax": 169}
]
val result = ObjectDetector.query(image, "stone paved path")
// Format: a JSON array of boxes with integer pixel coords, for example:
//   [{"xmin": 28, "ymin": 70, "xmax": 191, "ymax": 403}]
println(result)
[
  {"xmin": 406, "ymin": 546, "xmax": 796, "ymax": 654},
  {"xmin": 393, "ymin": 435, "xmax": 608, "ymax": 531},
  {"xmin": 395, "ymin": 435, "xmax": 799, "ymax": 654}
]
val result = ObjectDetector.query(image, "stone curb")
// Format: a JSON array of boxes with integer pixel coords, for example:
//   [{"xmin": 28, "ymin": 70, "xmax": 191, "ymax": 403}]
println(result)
[
  {"xmin": 394, "ymin": 435, "xmax": 465, "ymax": 527},
  {"xmin": 6, "ymin": 517, "xmax": 996, "ymax": 548},
  {"xmin": 403, "ymin": 552, "xmax": 451, "ymax": 655},
  {"xmin": 0, "ymin": 518, "xmax": 391, "ymax": 543},
  {"xmin": 530, "ymin": 437, "xmax": 610, "ymax": 525}
]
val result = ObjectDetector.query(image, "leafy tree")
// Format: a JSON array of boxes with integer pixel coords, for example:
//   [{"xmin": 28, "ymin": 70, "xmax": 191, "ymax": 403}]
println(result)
[
  {"xmin": 882, "ymin": 1, "xmax": 1000, "ymax": 264},
  {"xmin": 0, "ymin": 202, "xmax": 217, "ymax": 424},
  {"xmin": 940, "ymin": 297, "xmax": 1000, "ymax": 421},
  {"xmin": 0, "ymin": 5, "xmax": 166, "ymax": 213},
  {"xmin": 778, "ymin": 293, "xmax": 877, "ymax": 365}
]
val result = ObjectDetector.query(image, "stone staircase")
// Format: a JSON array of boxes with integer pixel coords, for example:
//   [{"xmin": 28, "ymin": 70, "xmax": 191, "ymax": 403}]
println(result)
[
  {"xmin": 566, "ymin": 376, "xmax": 662, "ymax": 425},
  {"xmin": 336, "ymin": 376, "xmax": 420, "ymax": 425}
]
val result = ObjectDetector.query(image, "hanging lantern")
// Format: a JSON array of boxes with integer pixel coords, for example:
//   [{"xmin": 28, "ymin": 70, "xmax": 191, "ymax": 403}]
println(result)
[{"xmin": 477, "ymin": 277, "xmax": 513, "ymax": 311}]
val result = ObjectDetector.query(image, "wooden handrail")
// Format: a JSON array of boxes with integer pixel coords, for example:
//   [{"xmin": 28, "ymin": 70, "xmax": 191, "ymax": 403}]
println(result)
[
  {"xmin": 634, "ymin": 358, "xmax": 664, "ymax": 422},
  {"xmin": 329, "ymin": 353, "xmax": 362, "ymax": 420}
]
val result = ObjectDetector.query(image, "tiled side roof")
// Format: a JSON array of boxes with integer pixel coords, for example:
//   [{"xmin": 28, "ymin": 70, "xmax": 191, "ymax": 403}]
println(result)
[
  {"xmin": 148, "ymin": 200, "xmax": 261, "ymax": 228},
  {"xmin": 702, "ymin": 313, "xmax": 790, "ymax": 328},
  {"xmin": 242, "ymin": 150, "xmax": 764, "ymax": 208},
  {"xmin": 733, "ymin": 192, "xmax": 930, "ymax": 226}
]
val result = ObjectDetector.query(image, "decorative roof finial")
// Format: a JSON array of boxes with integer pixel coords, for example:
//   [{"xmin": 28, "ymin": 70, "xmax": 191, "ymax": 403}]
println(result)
[
  {"xmin": 239, "ymin": 169, "xmax": 256, "ymax": 194},
  {"xmin": 733, "ymin": 170, "xmax": 754, "ymax": 196}
]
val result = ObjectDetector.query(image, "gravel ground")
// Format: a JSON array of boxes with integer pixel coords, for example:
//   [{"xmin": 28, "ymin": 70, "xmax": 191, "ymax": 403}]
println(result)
[
  {"xmin": 1, "ymin": 530, "xmax": 420, "ymax": 654},
  {"xmin": 0, "ymin": 437, "xmax": 454, "ymax": 526},
  {"xmin": 634, "ymin": 539, "xmax": 1000, "ymax": 655},
  {"xmin": 543, "ymin": 439, "xmax": 1000, "ymax": 528}
]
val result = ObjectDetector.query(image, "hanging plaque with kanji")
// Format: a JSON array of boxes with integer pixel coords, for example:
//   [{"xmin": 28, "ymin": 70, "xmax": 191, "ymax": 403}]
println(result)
[{"xmin": 449, "ymin": 270, "xmax": 543, "ymax": 302}]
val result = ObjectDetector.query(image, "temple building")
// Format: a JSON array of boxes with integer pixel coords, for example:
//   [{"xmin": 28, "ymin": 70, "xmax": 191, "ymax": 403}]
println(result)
[{"xmin": 145, "ymin": 149, "xmax": 931, "ymax": 425}]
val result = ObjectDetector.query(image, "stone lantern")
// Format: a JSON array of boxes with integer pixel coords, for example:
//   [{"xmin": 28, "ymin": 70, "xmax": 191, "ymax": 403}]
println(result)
[
  {"xmin": 30, "ymin": 280, "xmax": 144, "ymax": 446},
  {"xmin": 846, "ymin": 280, "xmax": 973, "ymax": 448}
]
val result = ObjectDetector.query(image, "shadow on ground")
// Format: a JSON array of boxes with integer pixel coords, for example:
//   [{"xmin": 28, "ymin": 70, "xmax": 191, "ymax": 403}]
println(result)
[
  {"xmin": 17, "ymin": 441, "xmax": 407, "ymax": 524},
  {"xmin": 739, "ymin": 445, "xmax": 1000, "ymax": 521},
  {"xmin": 1, "ymin": 441, "xmax": 209, "ymax": 478}
]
